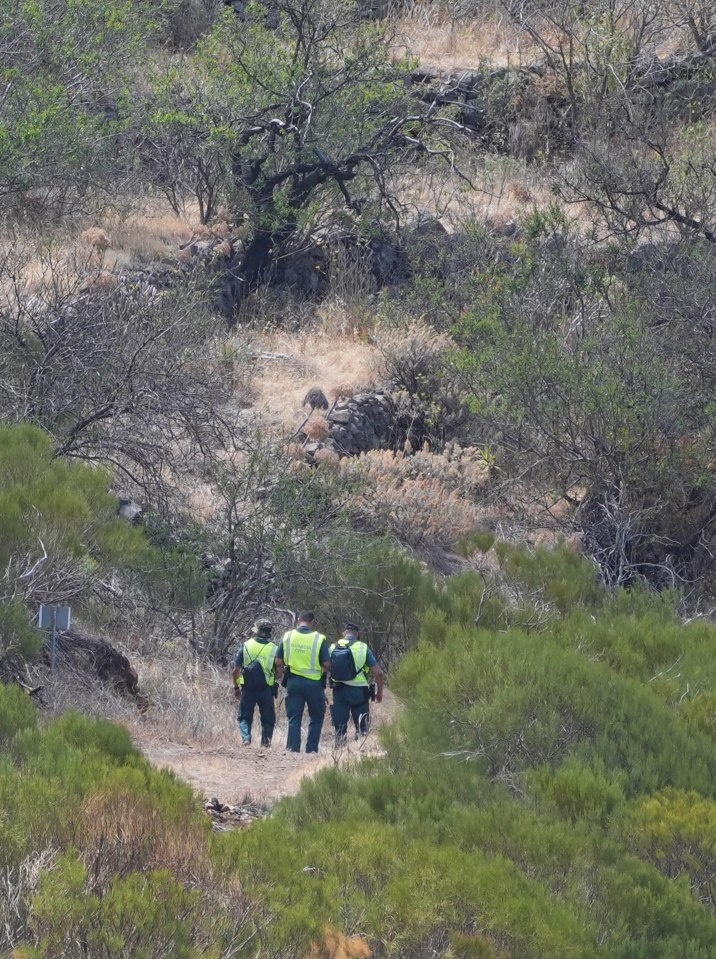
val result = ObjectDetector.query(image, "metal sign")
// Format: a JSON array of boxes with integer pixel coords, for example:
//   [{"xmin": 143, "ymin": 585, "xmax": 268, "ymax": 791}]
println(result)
[
  {"xmin": 39, "ymin": 605, "xmax": 71, "ymax": 631},
  {"xmin": 38, "ymin": 605, "xmax": 72, "ymax": 673}
]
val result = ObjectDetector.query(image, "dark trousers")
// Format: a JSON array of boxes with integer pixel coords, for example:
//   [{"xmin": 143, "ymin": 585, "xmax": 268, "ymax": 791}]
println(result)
[
  {"xmin": 331, "ymin": 684, "xmax": 370, "ymax": 742},
  {"xmin": 238, "ymin": 686, "xmax": 275, "ymax": 745},
  {"xmin": 285, "ymin": 675, "xmax": 326, "ymax": 753}
]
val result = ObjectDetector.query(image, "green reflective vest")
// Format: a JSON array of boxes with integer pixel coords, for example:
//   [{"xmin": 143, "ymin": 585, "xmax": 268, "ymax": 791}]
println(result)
[
  {"xmin": 282, "ymin": 628, "xmax": 325, "ymax": 681},
  {"xmin": 329, "ymin": 639, "xmax": 369, "ymax": 687},
  {"xmin": 240, "ymin": 637, "xmax": 278, "ymax": 686}
]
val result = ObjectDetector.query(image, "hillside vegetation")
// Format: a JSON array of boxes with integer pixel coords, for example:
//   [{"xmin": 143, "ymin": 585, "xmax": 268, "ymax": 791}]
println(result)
[
  {"xmin": 2, "ymin": 0, "xmax": 716, "ymax": 956},
  {"xmin": 4, "ymin": 550, "xmax": 716, "ymax": 957}
]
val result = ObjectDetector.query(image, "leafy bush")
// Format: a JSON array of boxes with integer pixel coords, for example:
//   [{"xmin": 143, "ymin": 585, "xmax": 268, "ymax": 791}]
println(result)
[
  {"xmin": 0, "ymin": 424, "xmax": 155, "ymax": 669},
  {"xmin": 0, "ymin": 682, "xmax": 38, "ymax": 747}
]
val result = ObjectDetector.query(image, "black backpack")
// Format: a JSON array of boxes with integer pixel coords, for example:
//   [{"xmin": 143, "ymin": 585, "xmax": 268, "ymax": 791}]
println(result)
[
  {"xmin": 330, "ymin": 642, "xmax": 358, "ymax": 683},
  {"xmin": 242, "ymin": 651, "xmax": 269, "ymax": 691}
]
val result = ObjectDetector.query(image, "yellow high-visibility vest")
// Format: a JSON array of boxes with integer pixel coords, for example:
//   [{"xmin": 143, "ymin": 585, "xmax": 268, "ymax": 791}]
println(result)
[
  {"xmin": 329, "ymin": 639, "xmax": 369, "ymax": 686},
  {"xmin": 282, "ymin": 629, "xmax": 325, "ymax": 681},
  {"xmin": 239, "ymin": 637, "xmax": 278, "ymax": 686}
]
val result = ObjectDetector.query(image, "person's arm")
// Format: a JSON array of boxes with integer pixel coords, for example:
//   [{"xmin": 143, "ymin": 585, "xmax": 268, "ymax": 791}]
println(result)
[
  {"xmin": 370, "ymin": 664, "xmax": 384, "ymax": 703},
  {"xmin": 274, "ymin": 659, "xmax": 284, "ymax": 684},
  {"xmin": 319, "ymin": 638, "xmax": 330, "ymax": 672},
  {"xmin": 232, "ymin": 649, "xmax": 243, "ymax": 700},
  {"xmin": 274, "ymin": 640, "xmax": 285, "ymax": 683}
]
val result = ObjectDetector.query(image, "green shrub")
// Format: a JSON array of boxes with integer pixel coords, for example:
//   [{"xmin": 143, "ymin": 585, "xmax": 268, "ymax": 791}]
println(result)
[
  {"xmin": 395, "ymin": 625, "xmax": 716, "ymax": 795},
  {"xmin": 0, "ymin": 682, "xmax": 37, "ymax": 746},
  {"xmin": 528, "ymin": 759, "xmax": 625, "ymax": 826},
  {"xmin": 613, "ymin": 789, "xmax": 716, "ymax": 908},
  {"xmin": 23, "ymin": 855, "xmax": 203, "ymax": 959},
  {"xmin": 0, "ymin": 602, "xmax": 44, "ymax": 665}
]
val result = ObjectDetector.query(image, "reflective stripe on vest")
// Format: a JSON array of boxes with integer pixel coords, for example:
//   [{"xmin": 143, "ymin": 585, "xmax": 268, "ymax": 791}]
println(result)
[
  {"xmin": 329, "ymin": 639, "xmax": 369, "ymax": 686},
  {"xmin": 240, "ymin": 638, "xmax": 277, "ymax": 686},
  {"xmin": 283, "ymin": 629, "xmax": 324, "ymax": 681}
]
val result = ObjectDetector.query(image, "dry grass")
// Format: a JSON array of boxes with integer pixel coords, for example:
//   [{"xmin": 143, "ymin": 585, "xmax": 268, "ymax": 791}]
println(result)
[
  {"xmin": 306, "ymin": 927, "xmax": 372, "ymax": 959},
  {"xmin": 0, "ymin": 197, "xmax": 205, "ymax": 298},
  {"xmin": 397, "ymin": 154, "xmax": 559, "ymax": 230},
  {"xmin": 394, "ymin": 9, "xmax": 533, "ymax": 71},
  {"xmin": 249, "ymin": 325, "xmax": 379, "ymax": 434}
]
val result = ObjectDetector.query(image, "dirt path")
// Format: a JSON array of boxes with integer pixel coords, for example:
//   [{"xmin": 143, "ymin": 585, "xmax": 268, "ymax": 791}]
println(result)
[{"xmin": 129, "ymin": 689, "xmax": 399, "ymax": 807}]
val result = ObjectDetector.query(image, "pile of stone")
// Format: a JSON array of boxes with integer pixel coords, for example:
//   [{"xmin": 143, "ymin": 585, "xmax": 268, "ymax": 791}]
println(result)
[
  {"xmin": 326, "ymin": 391, "xmax": 397, "ymax": 456},
  {"xmin": 203, "ymin": 797, "xmax": 267, "ymax": 831},
  {"xmin": 297, "ymin": 389, "xmax": 398, "ymax": 463}
]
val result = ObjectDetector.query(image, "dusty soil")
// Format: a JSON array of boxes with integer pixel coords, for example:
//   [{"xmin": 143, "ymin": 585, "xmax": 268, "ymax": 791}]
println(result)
[{"xmin": 129, "ymin": 688, "xmax": 400, "ymax": 807}]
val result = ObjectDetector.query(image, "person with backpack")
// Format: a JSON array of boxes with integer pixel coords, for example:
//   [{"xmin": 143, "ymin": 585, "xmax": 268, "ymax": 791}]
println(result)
[
  {"xmin": 329, "ymin": 622, "xmax": 383, "ymax": 745},
  {"xmin": 274, "ymin": 611, "xmax": 330, "ymax": 753},
  {"xmin": 232, "ymin": 618, "xmax": 279, "ymax": 747}
]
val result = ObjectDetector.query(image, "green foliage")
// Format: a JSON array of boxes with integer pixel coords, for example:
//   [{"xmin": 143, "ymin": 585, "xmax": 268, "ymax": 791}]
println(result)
[
  {"xmin": 0, "ymin": 0, "xmax": 159, "ymax": 210},
  {"xmin": 614, "ymin": 788, "xmax": 716, "ymax": 908},
  {"xmin": 48, "ymin": 712, "xmax": 139, "ymax": 764},
  {"xmin": 292, "ymin": 537, "xmax": 438, "ymax": 666},
  {"xmin": 0, "ymin": 601, "xmax": 44, "ymax": 663},
  {"xmin": 0, "ymin": 424, "xmax": 160, "ymax": 666},
  {"xmin": 497, "ymin": 541, "xmax": 607, "ymax": 613},
  {"xmin": 0, "ymin": 684, "xmax": 246, "ymax": 958},
  {"xmin": 24, "ymin": 857, "xmax": 202, "ymax": 959},
  {"xmin": 0, "ymin": 682, "xmax": 37, "ymax": 747}
]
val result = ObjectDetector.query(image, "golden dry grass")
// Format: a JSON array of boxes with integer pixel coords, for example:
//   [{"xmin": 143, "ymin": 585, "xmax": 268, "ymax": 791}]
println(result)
[
  {"xmin": 249, "ymin": 326, "xmax": 380, "ymax": 434},
  {"xmin": 0, "ymin": 198, "xmax": 206, "ymax": 294},
  {"xmin": 395, "ymin": 11, "xmax": 533, "ymax": 71}
]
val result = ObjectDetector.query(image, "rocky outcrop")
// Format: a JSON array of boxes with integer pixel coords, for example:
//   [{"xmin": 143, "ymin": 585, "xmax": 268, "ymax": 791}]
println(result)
[
  {"xmin": 326, "ymin": 390, "xmax": 397, "ymax": 456},
  {"xmin": 49, "ymin": 631, "xmax": 148, "ymax": 709}
]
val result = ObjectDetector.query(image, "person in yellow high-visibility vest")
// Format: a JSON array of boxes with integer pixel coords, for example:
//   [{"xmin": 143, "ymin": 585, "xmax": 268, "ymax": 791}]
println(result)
[
  {"xmin": 274, "ymin": 611, "xmax": 330, "ymax": 753},
  {"xmin": 329, "ymin": 622, "xmax": 383, "ymax": 744},
  {"xmin": 232, "ymin": 618, "xmax": 279, "ymax": 747}
]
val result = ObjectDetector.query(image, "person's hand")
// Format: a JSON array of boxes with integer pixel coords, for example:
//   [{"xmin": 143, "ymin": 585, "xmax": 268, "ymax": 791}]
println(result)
[{"xmin": 233, "ymin": 686, "xmax": 241, "ymax": 701}]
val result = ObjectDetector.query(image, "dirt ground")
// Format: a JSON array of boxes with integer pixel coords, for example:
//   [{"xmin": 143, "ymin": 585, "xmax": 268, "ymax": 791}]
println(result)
[{"xmin": 128, "ymin": 688, "xmax": 400, "ymax": 807}]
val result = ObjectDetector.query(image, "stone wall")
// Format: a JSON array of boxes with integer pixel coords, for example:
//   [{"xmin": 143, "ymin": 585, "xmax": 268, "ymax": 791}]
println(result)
[{"xmin": 327, "ymin": 391, "xmax": 397, "ymax": 455}]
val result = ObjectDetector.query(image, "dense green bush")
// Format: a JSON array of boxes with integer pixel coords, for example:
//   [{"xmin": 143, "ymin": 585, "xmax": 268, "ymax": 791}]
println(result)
[
  {"xmin": 217, "ymin": 549, "xmax": 716, "ymax": 958},
  {"xmin": 0, "ymin": 424, "xmax": 158, "ymax": 670},
  {"xmin": 0, "ymin": 681, "xmax": 256, "ymax": 958},
  {"xmin": 5, "ymin": 547, "xmax": 716, "ymax": 957}
]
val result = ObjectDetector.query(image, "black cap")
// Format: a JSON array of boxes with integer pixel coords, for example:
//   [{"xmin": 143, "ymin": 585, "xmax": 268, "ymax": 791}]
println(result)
[{"xmin": 344, "ymin": 622, "xmax": 359, "ymax": 632}]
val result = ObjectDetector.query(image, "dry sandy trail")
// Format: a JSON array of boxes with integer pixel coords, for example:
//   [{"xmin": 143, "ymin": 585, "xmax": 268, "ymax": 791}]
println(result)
[{"xmin": 128, "ymin": 689, "xmax": 399, "ymax": 807}]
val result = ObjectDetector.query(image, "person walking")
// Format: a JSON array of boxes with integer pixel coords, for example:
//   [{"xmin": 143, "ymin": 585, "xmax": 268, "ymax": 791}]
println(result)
[
  {"xmin": 329, "ymin": 622, "xmax": 383, "ymax": 745},
  {"xmin": 232, "ymin": 618, "xmax": 279, "ymax": 747},
  {"xmin": 274, "ymin": 611, "xmax": 330, "ymax": 753}
]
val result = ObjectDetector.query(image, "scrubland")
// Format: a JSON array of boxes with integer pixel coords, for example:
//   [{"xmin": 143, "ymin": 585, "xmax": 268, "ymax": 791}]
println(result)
[{"xmin": 3, "ymin": 0, "xmax": 716, "ymax": 956}]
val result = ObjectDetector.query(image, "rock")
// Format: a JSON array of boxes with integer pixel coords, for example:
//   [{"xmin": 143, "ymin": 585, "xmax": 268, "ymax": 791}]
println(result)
[
  {"xmin": 118, "ymin": 496, "xmax": 143, "ymax": 523},
  {"xmin": 328, "ymin": 409, "xmax": 352, "ymax": 425},
  {"xmin": 50, "ymin": 630, "xmax": 147, "ymax": 708}
]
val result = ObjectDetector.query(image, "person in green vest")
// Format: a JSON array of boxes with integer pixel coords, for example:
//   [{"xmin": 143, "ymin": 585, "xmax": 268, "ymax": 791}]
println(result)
[
  {"xmin": 274, "ymin": 611, "xmax": 330, "ymax": 753},
  {"xmin": 232, "ymin": 618, "xmax": 279, "ymax": 747},
  {"xmin": 329, "ymin": 622, "xmax": 383, "ymax": 745}
]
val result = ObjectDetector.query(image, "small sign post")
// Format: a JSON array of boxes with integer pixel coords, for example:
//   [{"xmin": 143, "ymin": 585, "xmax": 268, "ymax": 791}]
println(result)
[{"xmin": 38, "ymin": 605, "xmax": 71, "ymax": 673}]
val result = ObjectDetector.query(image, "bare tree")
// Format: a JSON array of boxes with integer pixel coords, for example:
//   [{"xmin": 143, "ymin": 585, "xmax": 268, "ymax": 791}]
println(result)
[{"xmin": 0, "ymin": 249, "xmax": 244, "ymax": 502}]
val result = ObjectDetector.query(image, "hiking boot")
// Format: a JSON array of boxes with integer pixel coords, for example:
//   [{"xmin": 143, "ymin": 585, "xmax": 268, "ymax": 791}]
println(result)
[{"xmin": 260, "ymin": 738, "xmax": 272, "ymax": 747}]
